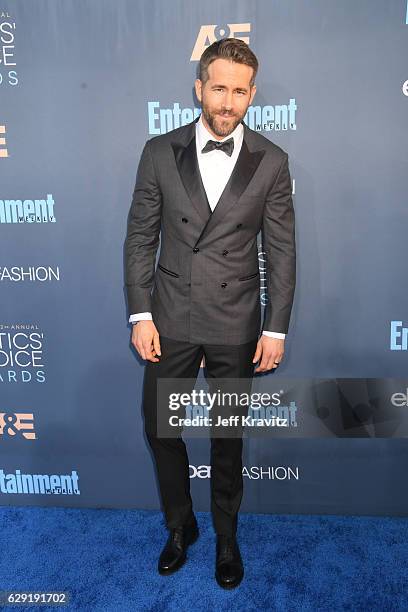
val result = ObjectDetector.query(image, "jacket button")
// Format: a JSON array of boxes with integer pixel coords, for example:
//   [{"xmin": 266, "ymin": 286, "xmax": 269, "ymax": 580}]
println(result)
[
  {"xmin": 236, "ymin": 223, "xmax": 242, "ymax": 229},
  {"xmin": 182, "ymin": 217, "xmax": 188, "ymax": 223},
  {"xmin": 221, "ymin": 282, "xmax": 227, "ymax": 288},
  {"xmin": 222, "ymin": 250, "xmax": 229, "ymax": 256},
  {"xmin": 193, "ymin": 247, "xmax": 199, "ymax": 253}
]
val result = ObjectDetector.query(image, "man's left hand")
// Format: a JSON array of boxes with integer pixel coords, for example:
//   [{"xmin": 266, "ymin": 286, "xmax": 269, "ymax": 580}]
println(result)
[{"xmin": 252, "ymin": 336, "xmax": 284, "ymax": 373}]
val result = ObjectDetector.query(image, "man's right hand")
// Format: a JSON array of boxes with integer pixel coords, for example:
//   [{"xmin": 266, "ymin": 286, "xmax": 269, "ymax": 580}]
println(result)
[{"xmin": 131, "ymin": 320, "xmax": 161, "ymax": 362}]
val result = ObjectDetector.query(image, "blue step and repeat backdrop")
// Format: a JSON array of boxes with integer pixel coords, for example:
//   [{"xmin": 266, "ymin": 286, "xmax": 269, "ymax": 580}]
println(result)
[{"xmin": 1, "ymin": 1, "xmax": 408, "ymax": 515}]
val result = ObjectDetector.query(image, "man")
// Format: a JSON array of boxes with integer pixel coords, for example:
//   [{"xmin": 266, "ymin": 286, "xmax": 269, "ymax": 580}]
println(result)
[{"xmin": 124, "ymin": 38, "xmax": 296, "ymax": 589}]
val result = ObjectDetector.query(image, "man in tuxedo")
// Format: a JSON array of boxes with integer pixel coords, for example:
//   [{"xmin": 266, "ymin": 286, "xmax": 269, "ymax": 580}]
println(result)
[{"xmin": 124, "ymin": 38, "xmax": 296, "ymax": 588}]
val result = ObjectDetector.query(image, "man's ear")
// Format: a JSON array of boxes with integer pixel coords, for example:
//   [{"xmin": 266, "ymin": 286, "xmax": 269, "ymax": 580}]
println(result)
[
  {"xmin": 249, "ymin": 84, "xmax": 257, "ymax": 105},
  {"xmin": 195, "ymin": 79, "xmax": 202, "ymax": 103}
]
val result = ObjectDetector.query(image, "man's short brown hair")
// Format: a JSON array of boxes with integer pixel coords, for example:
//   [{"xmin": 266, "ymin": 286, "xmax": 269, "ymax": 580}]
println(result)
[{"xmin": 199, "ymin": 38, "xmax": 258, "ymax": 87}]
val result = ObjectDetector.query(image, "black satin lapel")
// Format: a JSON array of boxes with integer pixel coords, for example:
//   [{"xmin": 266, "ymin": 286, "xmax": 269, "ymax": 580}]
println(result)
[
  {"xmin": 197, "ymin": 140, "xmax": 265, "ymax": 241},
  {"xmin": 171, "ymin": 136, "xmax": 212, "ymax": 224}
]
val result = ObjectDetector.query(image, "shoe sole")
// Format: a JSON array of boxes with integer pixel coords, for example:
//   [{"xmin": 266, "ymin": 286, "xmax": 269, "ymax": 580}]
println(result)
[{"xmin": 158, "ymin": 528, "xmax": 199, "ymax": 576}]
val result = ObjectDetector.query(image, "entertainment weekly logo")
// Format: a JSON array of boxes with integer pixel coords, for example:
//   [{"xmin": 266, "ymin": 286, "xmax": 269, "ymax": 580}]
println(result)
[
  {"xmin": 0, "ymin": 324, "xmax": 46, "ymax": 383},
  {"xmin": 189, "ymin": 464, "xmax": 299, "ymax": 480},
  {"xmin": 0, "ymin": 469, "xmax": 80, "ymax": 495},
  {"xmin": 0, "ymin": 10, "xmax": 18, "ymax": 87},
  {"xmin": 147, "ymin": 100, "xmax": 298, "ymax": 134},
  {"xmin": 390, "ymin": 321, "xmax": 408, "ymax": 351},
  {"xmin": 0, "ymin": 194, "xmax": 56, "ymax": 224}
]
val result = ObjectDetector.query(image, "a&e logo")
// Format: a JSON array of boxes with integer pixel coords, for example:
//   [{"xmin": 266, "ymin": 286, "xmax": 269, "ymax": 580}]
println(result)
[{"xmin": 191, "ymin": 23, "xmax": 251, "ymax": 61}]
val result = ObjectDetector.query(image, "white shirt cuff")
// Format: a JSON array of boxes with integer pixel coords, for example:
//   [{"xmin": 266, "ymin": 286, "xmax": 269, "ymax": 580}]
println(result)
[
  {"xmin": 129, "ymin": 312, "xmax": 152, "ymax": 324},
  {"xmin": 262, "ymin": 331, "xmax": 286, "ymax": 339}
]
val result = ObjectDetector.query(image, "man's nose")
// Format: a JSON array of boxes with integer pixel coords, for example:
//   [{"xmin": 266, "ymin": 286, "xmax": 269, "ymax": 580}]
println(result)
[{"xmin": 223, "ymin": 91, "xmax": 233, "ymax": 109}]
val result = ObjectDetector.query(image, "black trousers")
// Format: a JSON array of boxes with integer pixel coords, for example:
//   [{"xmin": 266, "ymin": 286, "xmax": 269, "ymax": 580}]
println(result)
[{"xmin": 142, "ymin": 335, "xmax": 258, "ymax": 537}]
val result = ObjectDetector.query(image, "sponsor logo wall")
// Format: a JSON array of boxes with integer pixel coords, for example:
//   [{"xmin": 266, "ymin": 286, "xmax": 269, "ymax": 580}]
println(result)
[{"xmin": 1, "ymin": 1, "xmax": 407, "ymax": 515}]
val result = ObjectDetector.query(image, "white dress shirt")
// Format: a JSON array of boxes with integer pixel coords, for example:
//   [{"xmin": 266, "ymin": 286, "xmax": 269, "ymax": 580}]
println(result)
[{"xmin": 129, "ymin": 114, "xmax": 285, "ymax": 340}]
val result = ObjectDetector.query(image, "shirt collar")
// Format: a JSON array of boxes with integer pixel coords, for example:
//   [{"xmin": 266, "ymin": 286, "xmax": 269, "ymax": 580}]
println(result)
[{"xmin": 196, "ymin": 113, "xmax": 244, "ymax": 152}]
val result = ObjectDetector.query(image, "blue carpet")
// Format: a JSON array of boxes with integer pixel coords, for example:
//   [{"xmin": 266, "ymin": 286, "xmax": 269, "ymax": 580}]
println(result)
[{"xmin": 0, "ymin": 507, "xmax": 407, "ymax": 611}]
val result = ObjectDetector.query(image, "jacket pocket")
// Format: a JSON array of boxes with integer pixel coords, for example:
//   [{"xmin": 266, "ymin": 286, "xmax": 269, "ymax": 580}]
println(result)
[
  {"xmin": 238, "ymin": 271, "xmax": 259, "ymax": 281},
  {"xmin": 158, "ymin": 264, "xmax": 180, "ymax": 278}
]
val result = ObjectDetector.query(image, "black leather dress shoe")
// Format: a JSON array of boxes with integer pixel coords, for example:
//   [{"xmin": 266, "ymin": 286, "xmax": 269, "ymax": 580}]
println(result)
[
  {"xmin": 215, "ymin": 534, "xmax": 244, "ymax": 589},
  {"xmin": 158, "ymin": 517, "xmax": 199, "ymax": 575}
]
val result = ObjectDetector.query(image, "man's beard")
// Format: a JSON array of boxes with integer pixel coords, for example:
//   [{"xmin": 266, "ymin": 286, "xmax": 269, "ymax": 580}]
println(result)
[{"xmin": 201, "ymin": 102, "xmax": 245, "ymax": 138}]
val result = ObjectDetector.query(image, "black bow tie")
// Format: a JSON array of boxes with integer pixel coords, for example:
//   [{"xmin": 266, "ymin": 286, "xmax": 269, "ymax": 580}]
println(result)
[{"xmin": 201, "ymin": 137, "xmax": 234, "ymax": 157}]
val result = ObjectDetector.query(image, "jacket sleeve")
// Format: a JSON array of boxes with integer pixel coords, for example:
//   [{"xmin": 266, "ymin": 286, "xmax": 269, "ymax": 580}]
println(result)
[
  {"xmin": 261, "ymin": 152, "xmax": 296, "ymax": 334},
  {"xmin": 124, "ymin": 140, "xmax": 162, "ymax": 315}
]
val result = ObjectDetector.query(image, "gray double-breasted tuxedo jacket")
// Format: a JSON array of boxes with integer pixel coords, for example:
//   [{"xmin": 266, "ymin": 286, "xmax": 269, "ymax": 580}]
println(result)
[{"xmin": 124, "ymin": 115, "xmax": 296, "ymax": 346}]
